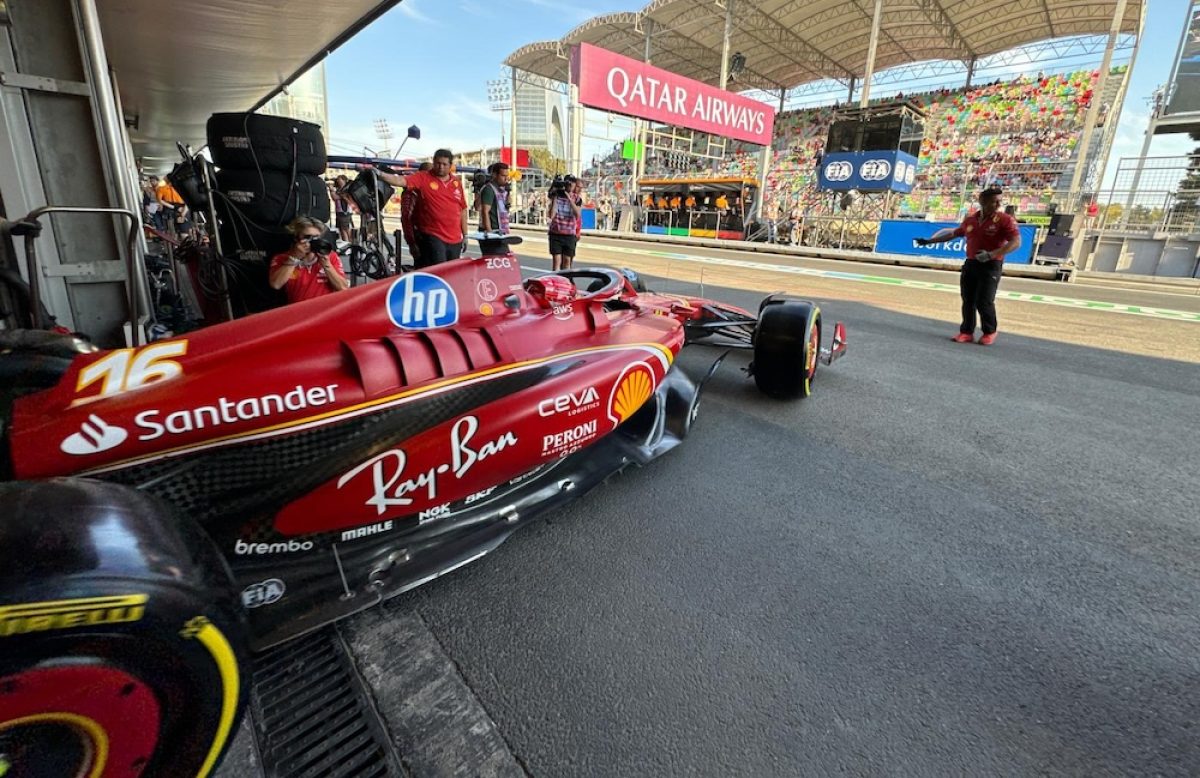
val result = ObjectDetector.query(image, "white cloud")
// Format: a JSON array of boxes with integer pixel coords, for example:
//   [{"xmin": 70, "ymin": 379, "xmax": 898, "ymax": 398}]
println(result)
[
  {"xmin": 397, "ymin": 0, "xmax": 439, "ymax": 25},
  {"xmin": 458, "ymin": 1, "xmax": 493, "ymax": 17}
]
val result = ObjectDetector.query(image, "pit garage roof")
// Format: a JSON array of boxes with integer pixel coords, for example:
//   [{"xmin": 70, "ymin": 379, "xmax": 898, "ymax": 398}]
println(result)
[
  {"xmin": 505, "ymin": 0, "xmax": 1144, "ymax": 93},
  {"xmin": 99, "ymin": 0, "xmax": 403, "ymax": 169}
]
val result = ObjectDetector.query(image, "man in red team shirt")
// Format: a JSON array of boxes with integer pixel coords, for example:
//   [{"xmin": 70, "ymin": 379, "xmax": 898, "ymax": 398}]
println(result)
[
  {"xmin": 918, "ymin": 187, "xmax": 1021, "ymax": 346},
  {"xmin": 400, "ymin": 161, "xmax": 433, "ymax": 263},
  {"xmin": 268, "ymin": 217, "xmax": 349, "ymax": 303},
  {"xmin": 368, "ymin": 150, "xmax": 468, "ymax": 267}
]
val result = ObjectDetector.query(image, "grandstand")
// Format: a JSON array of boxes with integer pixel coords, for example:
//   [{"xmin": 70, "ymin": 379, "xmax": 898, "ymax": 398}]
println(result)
[
  {"xmin": 760, "ymin": 64, "xmax": 1129, "ymax": 222},
  {"xmin": 584, "ymin": 63, "xmax": 1128, "ymax": 231}
]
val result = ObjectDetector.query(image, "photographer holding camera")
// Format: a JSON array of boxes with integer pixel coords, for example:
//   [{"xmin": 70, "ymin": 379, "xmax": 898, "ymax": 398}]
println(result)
[
  {"xmin": 546, "ymin": 174, "xmax": 581, "ymax": 271},
  {"xmin": 269, "ymin": 216, "xmax": 349, "ymax": 303}
]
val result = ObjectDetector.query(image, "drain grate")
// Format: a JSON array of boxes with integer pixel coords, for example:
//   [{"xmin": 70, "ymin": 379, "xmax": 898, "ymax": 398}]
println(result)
[{"xmin": 250, "ymin": 627, "xmax": 406, "ymax": 778}]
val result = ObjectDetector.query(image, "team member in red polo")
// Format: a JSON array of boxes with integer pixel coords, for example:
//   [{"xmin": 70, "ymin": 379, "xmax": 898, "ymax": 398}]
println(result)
[
  {"xmin": 268, "ymin": 217, "xmax": 349, "ymax": 303},
  {"xmin": 918, "ymin": 187, "xmax": 1021, "ymax": 346},
  {"xmin": 368, "ymin": 149, "xmax": 468, "ymax": 267}
]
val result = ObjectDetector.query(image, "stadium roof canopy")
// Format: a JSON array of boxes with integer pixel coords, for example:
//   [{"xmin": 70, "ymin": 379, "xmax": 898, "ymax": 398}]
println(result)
[
  {"xmin": 504, "ymin": 0, "xmax": 1144, "ymax": 93},
  {"xmin": 100, "ymin": 0, "xmax": 405, "ymax": 168}
]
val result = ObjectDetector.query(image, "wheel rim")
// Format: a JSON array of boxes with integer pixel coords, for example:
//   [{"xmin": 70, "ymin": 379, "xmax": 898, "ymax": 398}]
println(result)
[
  {"xmin": 0, "ymin": 717, "xmax": 94, "ymax": 778},
  {"xmin": 0, "ymin": 664, "xmax": 161, "ymax": 778},
  {"xmin": 806, "ymin": 321, "xmax": 821, "ymax": 380}
]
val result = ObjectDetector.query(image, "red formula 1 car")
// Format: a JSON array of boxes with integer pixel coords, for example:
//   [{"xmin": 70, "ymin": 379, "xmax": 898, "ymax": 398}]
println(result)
[{"xmin": 0, "ymin": 233, "xmax": 845, "ymax": 776}]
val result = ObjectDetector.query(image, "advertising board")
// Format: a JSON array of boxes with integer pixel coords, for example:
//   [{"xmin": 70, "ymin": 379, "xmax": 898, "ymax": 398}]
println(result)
[
  {"xmin": 875, "ymin": 220, "xmax": 1037, "ymax": 265},
  {"xmin": 570, "ymin": 43, "xmax": 776, "ymax": 146},
  {"xmin": 817, "ymin": 151, "xmax": 919, "ymax": 193}
]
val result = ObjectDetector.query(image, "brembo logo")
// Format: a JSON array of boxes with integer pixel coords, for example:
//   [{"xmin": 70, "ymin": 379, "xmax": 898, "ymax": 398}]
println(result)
[
  {"xmin": 859, "ymin": 159, "xmax": 892, "ymax": 181},
  {"xmin": 824, "ymin": 161, "xmax": 852, "ymax": 182},
  {"xmin": 387, "ymin": 272, "xmax": 459, "ymax": 330}
]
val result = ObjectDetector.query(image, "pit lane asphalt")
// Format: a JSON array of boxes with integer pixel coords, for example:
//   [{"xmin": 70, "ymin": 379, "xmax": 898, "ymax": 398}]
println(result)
[{"xmin": 223, "ymin": 236, "xmax": 1200, "ymax": 776}]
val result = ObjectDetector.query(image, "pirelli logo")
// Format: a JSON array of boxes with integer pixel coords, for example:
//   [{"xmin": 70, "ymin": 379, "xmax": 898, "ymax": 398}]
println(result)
[{"xmin": 0, "ymin": 594, "xmax": 148, "ymax": 637}]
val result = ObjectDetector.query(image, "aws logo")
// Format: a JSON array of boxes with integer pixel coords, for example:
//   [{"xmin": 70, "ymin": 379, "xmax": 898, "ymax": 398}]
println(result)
[{"xmin": 388, "ymin": 273, "xmax": 459, "ymax": 329}]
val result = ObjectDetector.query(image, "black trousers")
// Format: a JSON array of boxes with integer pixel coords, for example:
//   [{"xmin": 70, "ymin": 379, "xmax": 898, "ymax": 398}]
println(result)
[
  {"xmin": 413, "ymin": 232, "xmax": 462, "ymax": 268},
  {"xmin": 959, "ymin": 259, "xmax": 1003, "ymax": 334}
]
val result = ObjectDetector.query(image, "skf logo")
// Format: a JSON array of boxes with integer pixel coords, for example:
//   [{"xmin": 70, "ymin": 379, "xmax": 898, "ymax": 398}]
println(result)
[
  {"xmin": 387, "ymin": 273, "xmax": 459, "ymax": 329},
  {"xmin": 860, "ymin": 159, "xmax": 892, "ymax": 181},
  {"xmin": 824, "ymin": 161, "xmax": 852, "ymax": 182},
  {"xmin": 60, "ymin": 414, "xmax": 128, "ymax": 455},
  {"xmin": 0, "ymin": 594, "xmax": 147, "ymax": 637}
]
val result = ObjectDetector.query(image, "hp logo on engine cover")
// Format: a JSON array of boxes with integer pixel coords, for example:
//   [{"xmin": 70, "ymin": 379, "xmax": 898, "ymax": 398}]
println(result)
[
  {"xmin": 860, "ymin": 159, "xmax": 892, "ymax": 181},
  {"xmin": 824, "ymin": 161, "xmax": 853, "ymax": 182},
  {"xmin": 388, "ymin": 272, "xmax": 459, "ymax": 329}
]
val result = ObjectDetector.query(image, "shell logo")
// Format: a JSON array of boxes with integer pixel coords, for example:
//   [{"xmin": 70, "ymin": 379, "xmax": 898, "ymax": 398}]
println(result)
[{"xmin": 607, "ymin": 362, "xmax": 656, "ymax": 424}]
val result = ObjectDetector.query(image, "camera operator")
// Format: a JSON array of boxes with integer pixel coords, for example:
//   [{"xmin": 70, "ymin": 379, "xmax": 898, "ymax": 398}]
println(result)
[
  {"xmin": 476, "ymin": 162, "xmax": 511, "ymax": 234},
  {"xmin": 546, "ymin": 174, "xmax": 581, "ymax": 271},
  {"xmin": 269, "ymin": 216, "xmax": 349, "ymax": 303}
]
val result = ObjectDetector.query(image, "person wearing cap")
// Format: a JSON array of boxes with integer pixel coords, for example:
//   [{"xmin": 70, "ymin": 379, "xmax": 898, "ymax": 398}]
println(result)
[{"xmin": 917, "ymin": 187, "xmax": 1021, "ymax": 346}]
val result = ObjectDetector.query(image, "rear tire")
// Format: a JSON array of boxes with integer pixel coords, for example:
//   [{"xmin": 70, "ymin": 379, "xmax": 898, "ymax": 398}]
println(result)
[
  {"xmin": 215, "ymin": 170, "xmax": 330, "ymax": 227},
  {"xmin": 752, "ymin": 300, "xmax": 821, "ymax": 399},
  {"xmin": 0, "ymin": 479, "xmax": 249, "ymax": 778},
  {"xmin": 207, "ymin": 112, "xmax": 327, "ymax": 175}
]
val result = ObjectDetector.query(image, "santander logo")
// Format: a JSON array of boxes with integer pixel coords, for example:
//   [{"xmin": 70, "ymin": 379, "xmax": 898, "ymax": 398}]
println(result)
[{"xmin": 61, "ymin": 414, "xmax": 128, "ymax": 455}]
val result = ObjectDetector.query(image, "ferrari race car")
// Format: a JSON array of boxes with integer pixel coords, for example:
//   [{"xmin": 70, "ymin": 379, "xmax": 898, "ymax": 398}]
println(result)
[{"xmin": 0, "ymin": 231, "xmax": 845, "ymax": 776}]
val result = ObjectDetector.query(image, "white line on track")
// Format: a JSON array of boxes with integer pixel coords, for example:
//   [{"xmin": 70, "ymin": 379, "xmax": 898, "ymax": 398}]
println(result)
[{"xmin": 516, "ymin": 237, "xmax": 1200, "ymax": 324}]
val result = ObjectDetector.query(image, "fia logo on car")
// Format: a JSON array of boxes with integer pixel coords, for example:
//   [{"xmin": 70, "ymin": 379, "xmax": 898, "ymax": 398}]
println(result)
[
  {"xmin": 824, "ymin": 161, "xmax": 853, "ymax": 182},
  {"xmin": 60, "ymin": 414, "xmax": 128, "ymax": 455},
  {"xmin": 388, "ymin": 273, "xmax": 459, "ymax": 329},
  {"xmin": 859, "ymin": 159, "xmax": 892, "ymax": 181},
  {"xmin": 241, "ymin": 578, "xmax": 285, "ymax": 608}
]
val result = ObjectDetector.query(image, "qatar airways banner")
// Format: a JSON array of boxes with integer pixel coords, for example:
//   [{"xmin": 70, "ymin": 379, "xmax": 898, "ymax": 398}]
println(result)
[{"xmin": 570, "ymin": 43, "xmax": 776, "ymax": 146}]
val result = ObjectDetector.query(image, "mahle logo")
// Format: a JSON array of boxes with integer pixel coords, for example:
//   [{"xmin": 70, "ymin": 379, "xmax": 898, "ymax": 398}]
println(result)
[{"xmin": 388, "ymin": 273, "xmax": 459, "ymax": 329}]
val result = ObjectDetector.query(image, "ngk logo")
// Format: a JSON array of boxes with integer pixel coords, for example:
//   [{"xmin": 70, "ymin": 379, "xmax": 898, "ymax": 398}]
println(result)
[
  {"xmin": 859, "ymin": 159, "xmax": 892, "ymax": 181},
  {"xmin": 824, "ymin": 161, "xmax": 852, "ymax": 182}
]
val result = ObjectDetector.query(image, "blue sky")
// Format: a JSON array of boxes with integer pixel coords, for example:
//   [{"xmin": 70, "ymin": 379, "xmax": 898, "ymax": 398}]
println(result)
[{"xmin": 326, "ymin": 0, "xmax": 1196, "ymax": 189}]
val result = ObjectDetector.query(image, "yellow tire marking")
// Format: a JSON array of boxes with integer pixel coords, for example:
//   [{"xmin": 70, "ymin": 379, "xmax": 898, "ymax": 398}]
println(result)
[{"xmin": 181, "ymin": 618, "xmax": 241, "ymax": 778}]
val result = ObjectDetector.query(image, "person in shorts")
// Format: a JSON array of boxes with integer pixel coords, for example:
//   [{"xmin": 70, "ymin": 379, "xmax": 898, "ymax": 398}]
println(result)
[{"xmin": 547, "ymin": 175, "xmax": 581, "ymax": 271}]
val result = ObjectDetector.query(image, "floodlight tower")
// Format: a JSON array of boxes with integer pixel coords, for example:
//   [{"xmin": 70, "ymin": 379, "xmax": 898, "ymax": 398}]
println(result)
[
  {"xmin": 373, "ymin": 118, "xmax": 393, "ymax": 159},
  {"xmin": 487, "ymin": 78, "xmax": 511, "ymax": 157}
]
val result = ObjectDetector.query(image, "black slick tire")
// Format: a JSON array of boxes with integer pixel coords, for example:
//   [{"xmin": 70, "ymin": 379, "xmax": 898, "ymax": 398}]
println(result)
[{"xmin": 752, "ymin": 300, "xmax": 821, "ymax": 399}]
